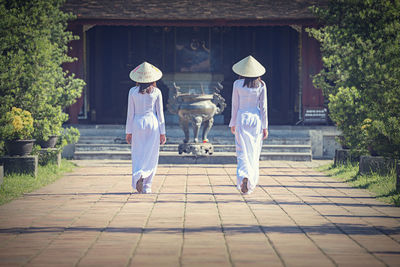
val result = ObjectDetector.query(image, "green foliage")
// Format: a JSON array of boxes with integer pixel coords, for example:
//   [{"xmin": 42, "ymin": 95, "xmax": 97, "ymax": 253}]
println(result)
[
  {"xmin": 0, "ymin": 107, "xmax": 34, "ymax": 141},
  {"xmin": 31, "ymin": 144, "xmax": 42, "ymax": 155},
  {"xmin": 38, "ymin": 148, "xmax": 62, "ymax": 166},
  {"xmin": 0, "ymin": 0, "xmax": 85, "ymax": 142},
  {"xmin": 0, "ymin": 141, "xmax": 4, "ymax": 156},
  {"xmin": 57, "ymin": 126, "xmax": 80, "ymax": 148},
  {"xmin": 34, "ymin": 107, "xmax": 68, "ymax": 141},
  {"xmin": 308, "ymin": 0, "xmax": 400, "ymax": 159},
  {"xmin": 328, "ymin": 87, "xmax": 365, "ymax": 152}
]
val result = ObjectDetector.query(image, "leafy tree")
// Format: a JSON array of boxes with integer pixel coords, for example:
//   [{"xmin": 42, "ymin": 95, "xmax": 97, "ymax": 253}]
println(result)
[
  {"xmin": 0, "ymin": 0, "xmax": 85, "ymax": 143},
  {"xmin": 308, "ymin": 0, "xmax": 400, "ymax": 159}
]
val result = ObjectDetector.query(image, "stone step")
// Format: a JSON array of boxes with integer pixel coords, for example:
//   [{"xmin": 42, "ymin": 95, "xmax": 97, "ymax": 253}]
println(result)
[
  {"xmin": 73, "ymin": 151, "xmax": 312, "ymax": 162},
  {"xmin": 72, "ymin": 125, "xmax": 311, "ymax": 138},
  {"xmin": 72, "ymin": 124, "xmax": 315, "ymax": 161},
  {"xmin": 77, "ymin": 136, "xmax": 311, "ymax": 145},
  {"xmin": 210, "ymin": 137, "xmax": 311, "ymax": 145},
  {"xmin": 66, "ymin": 124, "xmax": 341, "ymax": 160},
  {"xmin": 75, "ymin": 143, "xmax": 311, "ymax": 153}
]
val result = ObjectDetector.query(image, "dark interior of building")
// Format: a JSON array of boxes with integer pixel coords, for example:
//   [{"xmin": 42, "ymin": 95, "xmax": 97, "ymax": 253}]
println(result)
[{"xmin": 86, "ymin": 26, "xmax": 300, "ymax": 125}]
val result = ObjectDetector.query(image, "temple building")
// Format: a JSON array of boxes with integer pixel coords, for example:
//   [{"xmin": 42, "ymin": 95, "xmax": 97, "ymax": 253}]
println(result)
[{"xmin": 63, "ymin": 0, "xmax": 327, "ymax": 126}]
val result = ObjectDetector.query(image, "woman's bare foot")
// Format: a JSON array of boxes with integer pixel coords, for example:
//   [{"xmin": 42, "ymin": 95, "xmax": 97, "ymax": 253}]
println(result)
[
  {"xmin": 241, "ymin": 178, "xmax": 248, "ymax": 194},
  {"xmin": 136, "ymin": 177, "xmax": 144, "ymax": 193}
]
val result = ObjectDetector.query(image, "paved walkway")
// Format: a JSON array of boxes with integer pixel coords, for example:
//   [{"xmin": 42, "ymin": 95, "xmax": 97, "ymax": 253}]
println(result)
[{"xmin": 1, "ymin": 160, "xmax": 400, "ymax": 266}]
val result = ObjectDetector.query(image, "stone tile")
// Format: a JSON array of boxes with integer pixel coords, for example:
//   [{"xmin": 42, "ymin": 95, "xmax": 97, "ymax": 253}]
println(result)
[
  {"xmin": 328, "ymin": 253, "xmax": 385, "ymax": 267},
  {"xmin": 129, "ymin": 256, "xmax": 180, "ymax": 267},
  {"xmin": 0, "ymin": 160, "xmax": 399, "ymax": 266}
]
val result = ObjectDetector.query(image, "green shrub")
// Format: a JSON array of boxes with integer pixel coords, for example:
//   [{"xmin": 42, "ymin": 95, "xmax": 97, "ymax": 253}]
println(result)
[
  {"xmin": 308, "ymin": 0, "xmax": 400, "ymax": 159},
  {"xmin": 34, "ymin": 108, "xmax": 68, "ymax": 142},
  {"xmin": 0, "ymin": 0, "xmax": 85, "ymax": 143},
  {"xmin": 58, "ymin": 126, "xmax": 80, "ymax": 148},
  {"xmin": 328, "ymin": 87, "xmax": 366, "ymax": 154}
]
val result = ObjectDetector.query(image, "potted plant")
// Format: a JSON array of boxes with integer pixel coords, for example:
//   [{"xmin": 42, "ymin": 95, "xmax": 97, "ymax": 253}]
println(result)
[
  {"xmin": 59, "ymin": 127, "xmax": 80, "ymax": 159},
  {"xmin": 34, "ymin": 110, "xmax": 67, "ymax": 148},
  {"xmin": 0, "ymin": 107, "xmax": 35, "ymax": 156},
  {"xmin": 35, "ymin": 120, "xmax": 61, "ymax": 148}
]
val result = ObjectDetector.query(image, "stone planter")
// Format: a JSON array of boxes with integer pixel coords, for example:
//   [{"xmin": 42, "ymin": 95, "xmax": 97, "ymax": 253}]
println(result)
[
  {"xmin": 397, "ymin": 163, "xmax": 400, "ymax": 191},
  {"xmin": 5, "ymin": 139, "xmax": 35, "ymax": 156},
  {"xmin": 359, "ymin": 156, "xmax": 396, "ymax": 176},
  {"xmin": 0, "ymin": 163, "xmax": 3, "ymax": 187},
  {"xmin": 37, "ymin": 136, "xmax": 59, "ymax": 148},
  {"xmin": 0, "ymin": 156, "xmax": 38, "ymax": 177},
  {"xmin": 61, "ymin": 143, "xmax": 75, "ymax": 159}
]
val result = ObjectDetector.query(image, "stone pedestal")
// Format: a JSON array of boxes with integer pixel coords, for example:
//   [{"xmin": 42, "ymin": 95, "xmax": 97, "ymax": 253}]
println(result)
[
  {"xmin": 396, "ymin": 163, "xmax": 400, "ymax": 191},
  {"xmin": 0, "ymin": 164, "xmax": 3, "ymax": 187},
  {"xmin": 359, "ymin": 156, "xmax": 395, "ymax": 176},
  {"xmin": 0, "ymin": 156, "xmax": 38, "ymax": 177},
  {"xmin": 334, "ymin": 149, "xmax": 360, "ymax": 166},
  {"xmin": 61, "ymin": 144, "xmax": 75, "ymax": 159},
  {"xmin": 39, "ymin": 148, "xmax": 61, "ymax": 167},
  {"xmin": 178, "ymin": 143, "xmax": 214, "ymax": 156}
]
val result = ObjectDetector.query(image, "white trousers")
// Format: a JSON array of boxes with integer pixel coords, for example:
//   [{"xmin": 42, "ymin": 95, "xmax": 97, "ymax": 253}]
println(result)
[
  {"xmin": 234, "ymin": 111, "xmax": 263, "ymax": 192},
  {"xmin": 130, "ymin": 113, "xmax": 160, "ymax": 193}
]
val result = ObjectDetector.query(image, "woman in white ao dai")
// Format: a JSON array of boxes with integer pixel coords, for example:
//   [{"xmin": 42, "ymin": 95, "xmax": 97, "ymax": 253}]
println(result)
[
  {"xmin": 125, "ymin": 62, "xmax": 166, "ymax": 194},
  {"xmin": 229, "ymin": 56, "xmax": 268, "ymax": 194}
]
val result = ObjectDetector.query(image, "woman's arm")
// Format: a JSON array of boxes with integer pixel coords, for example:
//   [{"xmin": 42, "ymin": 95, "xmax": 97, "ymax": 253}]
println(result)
[
  {"xmin": 125, "ymin": 89, "xmax": 135, "ymax": 144},
  {"xmin": 259, "ymin": 81, "xmax": 268, "ymax": 139},
  {"xmin": 229, "ymin": 82, "xmax": 239, "ymax": 133},
  {"xmin": 155, "ymin": 90, "xmax": 166, "ymax": 144}
]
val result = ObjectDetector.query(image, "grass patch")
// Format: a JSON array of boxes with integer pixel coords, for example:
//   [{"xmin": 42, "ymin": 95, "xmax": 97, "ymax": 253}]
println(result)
[
  {"xmin": 0, "ymin": 159, "xmax": 76, "ymax": 205},
  {"xmin": 318, "ymin": 162, "xmax": 400, "ymax": 206}
]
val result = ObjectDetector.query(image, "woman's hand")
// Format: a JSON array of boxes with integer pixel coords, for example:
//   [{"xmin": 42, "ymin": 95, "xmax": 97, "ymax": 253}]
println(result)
[
  {"xmin": 230, "ymin": 126, "xmax": 236, "ymax": 135},
  {"xmin": 160, "ymin": 134, "xmax": 166, "ymax": 145},
  {"xmin": 262, "ymin": 129, "xmax": 269, "ymax": 140},
  {"xmin": 126, "ymin": 134, "xmax": 132, "ymax": 144}
]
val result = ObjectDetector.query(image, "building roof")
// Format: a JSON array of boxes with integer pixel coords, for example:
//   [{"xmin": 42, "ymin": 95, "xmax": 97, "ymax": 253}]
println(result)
[{"xmin": 63, "ymin": 0, "xmax": 327, "ymax": 22}]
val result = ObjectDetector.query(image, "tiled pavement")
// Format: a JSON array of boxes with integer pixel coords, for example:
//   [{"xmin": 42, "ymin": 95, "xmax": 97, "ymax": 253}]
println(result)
[{"xmin": 0, "ymin": 160, "xmax": 400, "ymax": 266}]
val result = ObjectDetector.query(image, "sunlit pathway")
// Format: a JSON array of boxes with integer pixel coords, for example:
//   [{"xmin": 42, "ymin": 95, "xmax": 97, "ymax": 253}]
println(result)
[{"xmin": 0, "ymin": 160, "xmax": 399, "ymax": 266}]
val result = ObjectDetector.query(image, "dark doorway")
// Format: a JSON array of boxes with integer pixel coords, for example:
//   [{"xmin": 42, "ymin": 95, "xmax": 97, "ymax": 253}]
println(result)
[{"xmin": 86, "ymin": 26, "xmax": 299, "ymax": 124}]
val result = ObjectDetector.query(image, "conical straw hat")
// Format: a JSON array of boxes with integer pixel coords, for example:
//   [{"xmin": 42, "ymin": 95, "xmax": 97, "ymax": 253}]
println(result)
[
  {"xmin": 129, "ymin": 62, "xmax": 163, "ymax": 83},
  {"xmin": 232, "ymin": 55, "xmax": 265, "ymax": 77}
]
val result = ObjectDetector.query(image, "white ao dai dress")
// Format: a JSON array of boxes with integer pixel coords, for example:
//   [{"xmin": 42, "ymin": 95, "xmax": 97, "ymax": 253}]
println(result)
[
  {"xmin": 125, "ymin": 86, "xmax": 165, "ymax": 193},
  {"xmin": 229, "ymin": 79, "xmax": 268, "ymax": 193}
]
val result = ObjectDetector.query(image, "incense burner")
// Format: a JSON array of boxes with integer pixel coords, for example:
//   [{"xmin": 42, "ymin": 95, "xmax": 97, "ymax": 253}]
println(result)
[{"xmin": 167, "ymin": 79, "xmax": 226, "ymax": 155}]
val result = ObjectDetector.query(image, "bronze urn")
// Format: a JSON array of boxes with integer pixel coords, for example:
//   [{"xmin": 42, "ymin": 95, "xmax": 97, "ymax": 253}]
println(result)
[{"xmin": 167, "ymin": 79, "xmax": 226, "ymax": 156}]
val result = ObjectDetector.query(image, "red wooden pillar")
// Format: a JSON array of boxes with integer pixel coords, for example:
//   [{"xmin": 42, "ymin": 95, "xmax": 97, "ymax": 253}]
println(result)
[
  {"xmin": 301, "ymin": 27, "xmax": 324, "ymax": 115},
  {"xmin": 64, "ymin": 24, "xmax": 85, "ymax": 124}
]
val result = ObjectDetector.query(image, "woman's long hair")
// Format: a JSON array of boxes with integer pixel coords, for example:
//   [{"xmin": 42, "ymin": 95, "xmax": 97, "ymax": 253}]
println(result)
[
  {"xmin": 138, "ymin": 82, "xmax": 156, "ymax": 94},
  {"xmin": 242, "ymin": 77, "xmax": 261, "ymax": 88}
]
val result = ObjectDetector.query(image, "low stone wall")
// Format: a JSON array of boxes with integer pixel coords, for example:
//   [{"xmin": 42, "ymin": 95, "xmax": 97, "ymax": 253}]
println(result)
[{"xmin": 309, "ymin": 127, "xmax": 342, "ymax": 159}]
